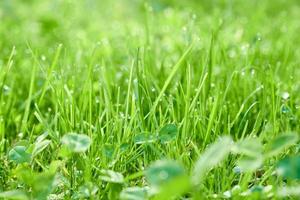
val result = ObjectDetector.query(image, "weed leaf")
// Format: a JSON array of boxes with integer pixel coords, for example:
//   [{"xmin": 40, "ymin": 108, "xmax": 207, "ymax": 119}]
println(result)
[
  {"xmin": 61, "ymin": 133, "xmax": 91, "ymax": 153},
  {"xmin": 99, "ymin": 169, "xmax": 124, "ymax": 183},
  {"xmin": 192, "ymin": 136, "xmax": 233, "ymax": 185},
  {"xmin": 232, "ymin": 137, "xmax": 262, "ymax": 157},
  {"xmin": 158, "ymin": 124, "xmax": 178, "ymax": 143},
  {"xmin": 134, "ymin": 133, "xmax": 156, "ymax": 144},
  {"xmin": 145, "ymin": 160, "xmax": 185, "ymax": 188},
  {"xmin": 120, "ymin": 187, "xmax": 147, "ymax": 200},
  {"xmin": 277, "ymin": 156, "xmax": 300, "ymax": 180},
  {"xmin": 265, "ymin": 133, "xmax": 298, "ymax": 157},
  {"xmin": 8, "ymin": 146, "xmax": 31, "ymax": 164},
  {"xmin": 237, "ymin": 155, "xmax": 263, "ymax": 172},
  {"xmin": 0, "ymin": 190, "xmax": 28, "ymax": 200}
]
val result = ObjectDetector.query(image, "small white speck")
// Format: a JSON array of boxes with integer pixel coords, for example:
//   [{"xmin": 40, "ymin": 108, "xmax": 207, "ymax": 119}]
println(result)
[
  {"xmin": 41, "ymin": 55, "xmax": 46, "ymax": 61},
  {"xmin": 281, "ymin": 92, "xmax": 290, "ymax": 100}
]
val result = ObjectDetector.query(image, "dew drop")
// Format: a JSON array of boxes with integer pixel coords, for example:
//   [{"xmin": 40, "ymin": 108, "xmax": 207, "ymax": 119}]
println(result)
[
  {"xmin": 281, "ymin": 92, "xmax": 290, "ymax": 100},
  {"xmin": 41, "ymin": 55, "xmax": 46, "ymax": 61}
]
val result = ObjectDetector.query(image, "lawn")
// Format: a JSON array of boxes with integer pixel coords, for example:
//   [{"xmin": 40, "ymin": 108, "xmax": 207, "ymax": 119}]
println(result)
[{"xmin": 1, "ymin": 0, "xmax": 300, "ymax": 199}]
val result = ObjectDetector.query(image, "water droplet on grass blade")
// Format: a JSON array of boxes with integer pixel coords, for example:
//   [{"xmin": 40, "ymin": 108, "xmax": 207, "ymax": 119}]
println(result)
[
  {"xmin": 281, "ymin": 105, "xmax": 291, "ymax": 114},
  {"xmin": 281, "ymin": 92, "xmax": 290, "ymax": 100},
  {"xmin": 233, "ymin": 166, "xmax": 242, "ymax": 174}
]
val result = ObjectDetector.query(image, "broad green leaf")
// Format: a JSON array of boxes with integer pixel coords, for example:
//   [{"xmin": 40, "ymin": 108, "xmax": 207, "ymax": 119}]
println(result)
[
  {"xmin": 153, "ymin": 175, "xmax": 191, "ymax": 200},
  {"xmin": 13, "ymin": 162, "xmax": 60, "ymax": 200},
  {"xmin": 120, "ymin": 143, "xmax": 130, "ymax": 153},
  {"xmin": 237, "ymin": 155, "xmax": 263, "ymax": 172},
  {"xmin": 61, "ymin": 133, "xmax": 91, "ymax": 153},
  {"xmin": 277, "ymin": 156, "xmax": 300, "ymax": 180},
  {"xmin": 103, "ymin": 143, "xmax": 115, "ymax": 159},
  {"xmin": 58, "ymin": 146, "xmax": 72, "ymax": 158},
  {"xmin": 232, "ymin": 137, "xmax": 262, "ymax": 157},
  {"xmin": 32, "ymin": 139, "xmax": 51, "ymax": 157},
  {"xmin": 99, "ymin": 169, "xmax": 124, "ymax": 183},
  {"xmin": 158, "ymin": 124, "xmax": 178, "ymax": 143},
  {"xmin": 31, "ymin": 172, "xmax": 57, "ymax": 199},
  {"xmin": 133, "ymin": 133, "xmax": 156, "ymax": 144},
  {"xmin": 265, "ymin": 133, "xmax": 298, "ymax": 157},
  {"xmin": 250, "ymin": 185, "xmax": 264, "ymax": 193},
  {"xmin": 192, "ymin": 136, "xmax": 233, "ymax": 185},
  {"xmin": 277, "ymin": 185, "xmax": 300, "ymax": 197},
  {"xmin": 14, "ymin": 140, "xmax": 30, "ymax": 147},
  {"xmin": 108, "ymin": 184, "xmax": 123, "ymax": 200},
  {"xmin": 0, "ymin": 190, "xmax": 28, "ymax": 200},
  {"xmin": 73, "ymin": 182, "xmax": 99, "ymax": 199},
  {"xmin": 120, "ymin": 187, "xmax": 147, "ymax": 200},
  {"xmin": 145, "ymin": 160, "xmax": 185, "ymax": 188},
  {"xmin": 8, "ymin": 146, "xmax": 31, "ymax": 164}
]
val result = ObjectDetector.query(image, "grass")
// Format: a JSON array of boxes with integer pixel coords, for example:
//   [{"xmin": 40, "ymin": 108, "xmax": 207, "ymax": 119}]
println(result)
[{"xmin": 1, "ymin": 0, "xmax": 300, "ymax": 199}]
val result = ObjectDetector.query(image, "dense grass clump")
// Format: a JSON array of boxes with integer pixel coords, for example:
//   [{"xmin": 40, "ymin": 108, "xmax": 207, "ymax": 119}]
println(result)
[{"xmin": 1, "ymin": 0, "xmax": 300, "ymax": 199}]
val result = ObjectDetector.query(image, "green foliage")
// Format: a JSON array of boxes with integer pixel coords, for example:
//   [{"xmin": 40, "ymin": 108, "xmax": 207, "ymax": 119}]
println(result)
[
  {"xmin": 277, "ymin": 156, "xmax": 300, "ymax": 180},
  {"xmin": 0, "ymin": 190, "xmax": 28, "ymax": 200},
  {"xmin": 233, "ymin": 137, "xmax": 263, "ymax": 172},
  {"xmin": 265, "ymin": 133, "xmax": 298, "ymax": 157},
  {"xmin": 192, "ymin": 136, "xmax": 233, "ymax": 184},
  {"xmin": 237, "ymin": 155, "xmax": 263, "ymax": 172},
  {"xmin": 233, "ymin": 137, "xmax": 262, "ymax": 157},
  {"xmin": 99, "ymin": 170, "xmax": 124, "ymax": 184},
  {"xmin": 10, "ymin": 161, "xmax": 60, "ymax": 200},
  {"xmin": 61, "ymin": 133, "xmax": 91, "ymax": 153},
  {"xmin": 120, "ymin": 187, "xmax": 147, "ymax": 200},
  {"xmin": 1, "ymin": 0, "xmax": 300, "ymax": 199},
  {"xmin": 145, "ymin": 160, "xmax": 185, "ymax": 188},
  {"xmin": 8, "ymin": 146, "xmax": 31, "ymax": 164},
  {"xmin": 158, "ymin": 124, "xmax": 178, "ymax": 143},
  {"xmin": 133, "ymin": 133, "xmax": 156, "ymax": 144},
  {"xmin": 72, "ymin": 182, "xmax": 99, "ymax": 199}
]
